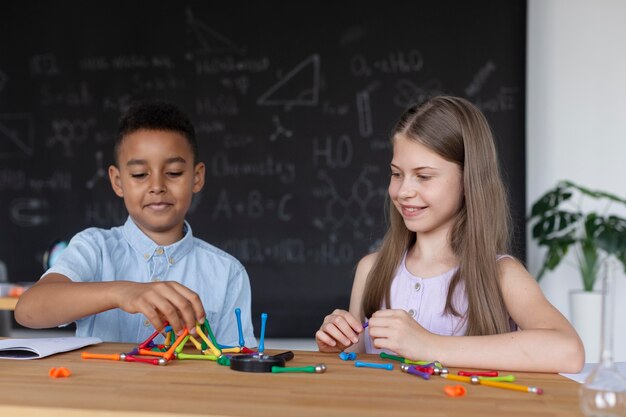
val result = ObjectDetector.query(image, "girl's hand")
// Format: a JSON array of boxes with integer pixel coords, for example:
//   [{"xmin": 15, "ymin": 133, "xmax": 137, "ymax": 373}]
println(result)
[
  {"xmin": 113, "ymin": 281, "xmax": 205, "ymax": 335},
  {"xmin": 315, "ymin": 309, "xmax": 364, "ymax": 352},
  {"xmin": 368, "ymin": 309, "xmax": 435, "ymax": 359}
]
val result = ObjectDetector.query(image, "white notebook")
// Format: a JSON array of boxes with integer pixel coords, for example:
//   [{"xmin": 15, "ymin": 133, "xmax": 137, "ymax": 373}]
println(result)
[{"xmin": 0, "ymin": 337, "xmax": 102, "ymax": 359}]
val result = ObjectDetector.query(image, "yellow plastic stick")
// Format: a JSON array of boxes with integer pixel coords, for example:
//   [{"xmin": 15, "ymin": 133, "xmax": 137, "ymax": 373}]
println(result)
[{"xmin": 195, "ymin": 324, "xmax": 221, "ymax": 357}]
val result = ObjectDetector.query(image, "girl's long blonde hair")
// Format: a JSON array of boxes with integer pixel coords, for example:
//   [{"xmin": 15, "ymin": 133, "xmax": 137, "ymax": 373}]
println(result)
[{"xmin": 361, "ymin": 96, "xmax": 512, "ymax": 336}]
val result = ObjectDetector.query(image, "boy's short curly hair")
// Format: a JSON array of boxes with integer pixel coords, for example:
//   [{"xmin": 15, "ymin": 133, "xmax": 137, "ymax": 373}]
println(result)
[{"xmin": 114, "ymin": 99, "xmax": 198, "ymax": 165}]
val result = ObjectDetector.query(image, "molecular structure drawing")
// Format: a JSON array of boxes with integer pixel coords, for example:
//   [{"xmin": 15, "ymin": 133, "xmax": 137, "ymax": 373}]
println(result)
[{"xmin": 312, "ymin": 165, "xmax": 384, "ymax": 238}]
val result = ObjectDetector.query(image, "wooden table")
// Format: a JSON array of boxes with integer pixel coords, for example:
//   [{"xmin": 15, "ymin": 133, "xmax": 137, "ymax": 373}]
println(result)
[
  {"xmin": 0, "ymin": 297, "xmax": 18, "ymax": 311},
  {"xmin": 0, "ymin": 343, "xmax": 584, "ymax": 417}
]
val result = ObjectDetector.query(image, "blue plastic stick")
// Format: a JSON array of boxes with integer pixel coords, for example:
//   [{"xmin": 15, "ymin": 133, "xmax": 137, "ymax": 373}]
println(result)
[
  {"xmin": 258, "ymin": 312, "xmax": 268, "ymax": 355},
  {"xmin": 339, "ymin": 352, "xmax": 356, "ymax": 361},
  {"xmin": 235, "ymin": 308, "xmax": 245, "ymax": 347},
  {"xmin": 355, "ymin": 361, "xmax": 393, "ymax": 371}
]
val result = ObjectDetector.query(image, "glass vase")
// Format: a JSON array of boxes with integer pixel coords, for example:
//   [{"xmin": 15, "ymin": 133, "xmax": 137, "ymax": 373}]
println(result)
[{"xmin": 579, "ymin": 256, "xmax": 626, "ymax": 416}]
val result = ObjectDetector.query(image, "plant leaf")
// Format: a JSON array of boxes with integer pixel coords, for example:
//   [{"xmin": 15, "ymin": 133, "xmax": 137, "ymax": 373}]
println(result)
[
  {"xmin": 563, "ymin": 180, "xmax": 626, "ymax": 206},
  {"xmin": 529, "ymin": 186, "xmax": 573, "ymax": 219},
  {"xmin": 536, "ymin": 234, "xmax": 576, "ymax": 281},
  {"xmin": 596, "ymin": 215, "xmax": 626, "ymax": 255},
  {"xmin": 531, "ymin": 211, "xmax": 581, "ymax": 240},
  {"xmin": 579, "ymin": 238, "xmax": 600, "ymax": 291}
]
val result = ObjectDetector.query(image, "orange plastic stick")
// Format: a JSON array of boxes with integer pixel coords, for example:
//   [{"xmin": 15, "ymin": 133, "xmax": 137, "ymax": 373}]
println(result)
[
  {"xmin": 163, "ymin": 328, "xmax": 189, "ymax": 361},
  {"xmin": 138, "ymin": 348, "xmax": 167, "ymax": 357},
  {"xmin": 81, "ymin": 352, "xmax": 121, "ymax": 361}
]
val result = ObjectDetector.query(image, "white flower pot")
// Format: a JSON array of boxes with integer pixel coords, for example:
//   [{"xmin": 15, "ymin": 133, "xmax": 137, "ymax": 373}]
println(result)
[{"xmin": 570, "ymin": 290, "xmax": 602, "ymax": 363}]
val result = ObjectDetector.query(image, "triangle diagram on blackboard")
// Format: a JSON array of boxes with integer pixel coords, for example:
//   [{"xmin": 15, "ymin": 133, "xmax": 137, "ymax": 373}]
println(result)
[
  {"xmin": 185, "ymin": 8, "xmax": 245, "ymax": 57},
  {"xmin": 257, "ymin": 54, "xmax": 320, "ymax": 107},
  {"xmin": 0, "ymin": 113, "xmax": 34, "ymax": 157}
]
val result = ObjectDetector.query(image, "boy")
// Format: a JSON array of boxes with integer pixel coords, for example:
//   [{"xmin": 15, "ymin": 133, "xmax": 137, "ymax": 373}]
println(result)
[{"xmin": 15, "ymin": 100, "xmax": 256, "ymax": 346}]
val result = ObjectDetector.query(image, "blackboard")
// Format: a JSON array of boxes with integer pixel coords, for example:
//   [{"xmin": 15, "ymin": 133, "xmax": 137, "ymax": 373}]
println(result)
[{"xmin": 0, "ymin": 1, "xmax": 527, "ymax": 337}]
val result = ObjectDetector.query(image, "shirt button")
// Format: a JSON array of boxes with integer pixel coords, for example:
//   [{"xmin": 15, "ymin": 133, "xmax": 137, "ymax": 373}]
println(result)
[
  {"xmin": 151, "ymin": 277, "xmax": 161, "ymax": 282},
  {"xmin": 143, "ymin": 254, "xmax": 150, "ymax": 260},
  {"xmin": 414, "ymin": 282, "xmax": 422, "ymax": 291},
  {"xmin": 168, "ymin": 257, "xmax": 175, "ymax": 265},
  {"xmin": 143, "ymin": 319, "xmax": 151, "ymax": 327},
  {"xmin": 155, "ymin": 248, "xmax": 164, "ymax": 255},
  {"xmin": 408, "ymin": 309, "xmax": 416, "ymax": 317}
]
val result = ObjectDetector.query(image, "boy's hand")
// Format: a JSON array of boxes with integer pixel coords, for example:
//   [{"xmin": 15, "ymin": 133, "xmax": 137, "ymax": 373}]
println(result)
[
  {"xmin": 315, "ymin": 309, "xmax": 364, "ymax": 352},
  {"xmin": 114, "ymin": 281, "xmax": 205, "ymax": 335},
  {"xmin": 368, "ymin": 309, "xmax": 435, "ymax": 359}
]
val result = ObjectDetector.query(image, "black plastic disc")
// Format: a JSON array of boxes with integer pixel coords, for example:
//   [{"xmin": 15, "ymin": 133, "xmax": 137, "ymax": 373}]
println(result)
[{"xmin": 229, "ymin": 351, "xmax": 294, "ymax": 373}]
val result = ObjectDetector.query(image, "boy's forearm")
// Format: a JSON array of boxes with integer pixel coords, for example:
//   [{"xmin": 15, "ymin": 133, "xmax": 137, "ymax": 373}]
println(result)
[{"xmin": 15, "ymin": 281, "xmax": 121, "ymax": 329}]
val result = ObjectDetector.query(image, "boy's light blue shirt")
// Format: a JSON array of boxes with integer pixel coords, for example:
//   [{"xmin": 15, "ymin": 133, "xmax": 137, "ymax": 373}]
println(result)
[{"xmin": 45, "ymin": 217, "xmax": 257, "ymax": 347}]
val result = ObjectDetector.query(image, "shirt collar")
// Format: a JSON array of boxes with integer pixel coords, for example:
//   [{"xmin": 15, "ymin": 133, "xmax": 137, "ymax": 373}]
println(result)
[{"xmin": 122, "ymin": 217, "xmax": 194, "ymax": 265}]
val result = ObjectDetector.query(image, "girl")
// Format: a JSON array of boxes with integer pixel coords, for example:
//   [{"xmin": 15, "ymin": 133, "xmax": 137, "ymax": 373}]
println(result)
[{"xmin": 315, "ymin": 96, "xmax": 584, "ymax": 373}]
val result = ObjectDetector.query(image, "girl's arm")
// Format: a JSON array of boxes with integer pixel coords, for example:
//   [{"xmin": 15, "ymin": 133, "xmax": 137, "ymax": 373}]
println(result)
[
  {"xmin": 368, "ymin": 258, "xmax": 585, "ymax": 373},
  {"xmin": 14, "ymin": 273, "xmax": 205, "ymax": 335},
  {"xmin": 315, "ymin": 253, "xmax": 377, "ymax": 353}
]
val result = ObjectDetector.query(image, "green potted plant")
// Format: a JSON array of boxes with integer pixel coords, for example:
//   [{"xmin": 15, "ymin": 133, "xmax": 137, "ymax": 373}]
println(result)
[
  {"xmin": 528, "ymin": 180, "xmax": 626, "ymax": 362},
  {"xmin": 528, "ymin": 180, "xmax": 626, "ymax": 290}
]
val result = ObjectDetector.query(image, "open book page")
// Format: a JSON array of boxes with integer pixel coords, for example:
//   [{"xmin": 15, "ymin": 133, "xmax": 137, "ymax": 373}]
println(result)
[
  {"xmin": 560, "ymin": 362, "xmax": 626, "ymax": 383},
  {"xmin": 0, "ymin": 337, "xmax": 102, "ymax": 359}
]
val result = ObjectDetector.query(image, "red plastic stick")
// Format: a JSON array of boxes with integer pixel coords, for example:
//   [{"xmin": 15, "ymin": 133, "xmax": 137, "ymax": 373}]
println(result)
[{"xmin": 458, "ymin": 370, "xmax": 499, "ymax": 377}]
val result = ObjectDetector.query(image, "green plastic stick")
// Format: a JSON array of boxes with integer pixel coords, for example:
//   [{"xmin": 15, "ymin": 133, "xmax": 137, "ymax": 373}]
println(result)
[
  {"xmin": 272, "ymin": 366, "xmax": 315, "ymax": 373},
  {"xmin": 379, "ymin": 352, "xmax": 405, "ymax": 362},
  {"xmin": 203, "ymin": 318, "xmax": 219, "ymax": 347},
  {"xmin": 479, "ymin": 375, "xmax": 516, "ymax": 382},
  {"xmin": 176, "ymin": 352, "xmax": 218, "ymax": 361},
  {"xmin": 271, "ymin": 364, "xmax": 327, "ymax": 373}
]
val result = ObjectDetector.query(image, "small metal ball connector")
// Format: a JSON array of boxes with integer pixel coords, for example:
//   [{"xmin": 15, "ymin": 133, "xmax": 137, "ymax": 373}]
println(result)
[
  {"xmin": 433, "ymin": 367, "xmax": 449, "ymax": 376},
  {"xmin": 470, "ymin": 376, "xmax": 481, "ymax": 385},
  {"xmin": 315, "ymin": 364, "xmax": 327, "ymax": 373},
  {"xmin": 158, "ymin": 357, "xmax": 168, "ymax": 366},
  {"xmin": 119, "ymin": 353, "xmax": 127, "ymax": 361}
]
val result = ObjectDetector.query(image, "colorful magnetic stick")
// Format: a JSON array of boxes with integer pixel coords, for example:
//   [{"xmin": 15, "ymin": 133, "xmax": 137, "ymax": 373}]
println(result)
[
  {"xmin": 379, "ymin": 352, "xmax": 405, "ymax": 363},
  {"xmin": 339, "ymin": 352, "xmax": 356, "ymax": 361},
  {"xmin": 81, "ymin": 352, "xmax": 122, "ymax": 361},
  {"xmin": 413, "ymin": 365, "xmax": 435, "ymax": 375},
  {"xmin": 164, "ymin": 328, "xmax": 172, "ymax": 347},
  {"xmin": 235, "ymin": 307, "xmax": 245, "ymax": 347},
  {"xmin": 220, "ymin": 347, "xmax": 242, "ymax": 354},
  {"xmin": 240, "ymin": 347, "xmax": 256, "ymax": 354},
  {"xmin": 138, "ymin": 322, "xmax": 168, "ymax": 349},
  {"xmin": 355, "ymin": 361, "xmax": 393, "ymax": 371},
  {"xmin": 362, "ymin": 321, "xmax": 369, "ymax": 329},
  {"xmin": 258, "ymin": 312, "xmax": 268, "ymax": 356},
  {"xmin": 124, "ymin": 355, "xmax": 165, "ymax": 366},
  {"xmin": 138, "ymin": 348, "xmax": 168, "ymax": 357},
  {"xmin": 400, "ymin": 364, "xmax": 430, "ymax": 379},
  {"xmin": 195, "ymin": 323, "xmax": 222, "ymax": 357},
  {"xmin": 271, "ymin": 364, "xmax": 327, "ymax": 373},
  {"xmin": 176, "ymin": 352, "xmax": 218, "ymax": 361},
  {"xmin": 163, "ymin": 328, "xmax": 189, "ymax": 361},
  {"xmin": 480, "ymin": 375, "xmax": 516, "ymax": 382},
  {"xmin": 202, "ymin": 318, "xmax": 219, "ymax": 348},
  {"xmin": 188, "ymin": 335, "xmax": 203, "ymax": 351},
  {"xmin": 175, "ymin": 335, "xmax": 191, "ymax": 354},
  {"xmin": 458, "ymin": 370, "xmax": 498, "ymax": 377},
  {"xmin": 442, "ymin": 374, "xmax": 543, "ymax": 395}
]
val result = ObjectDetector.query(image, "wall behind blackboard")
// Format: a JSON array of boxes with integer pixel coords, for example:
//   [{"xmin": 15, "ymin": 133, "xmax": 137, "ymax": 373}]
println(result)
[{"xmin": 0, "ymin": 1, "xmax": 526, "ymax": 337}]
